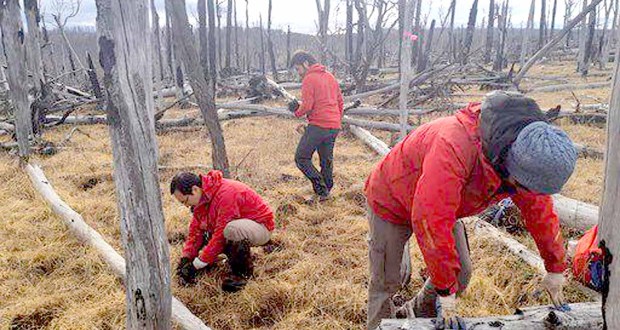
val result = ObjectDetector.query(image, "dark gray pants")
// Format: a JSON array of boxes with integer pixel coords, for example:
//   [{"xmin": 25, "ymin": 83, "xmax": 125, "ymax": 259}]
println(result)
[{"xmin": 295, "ymin": 125, "xmax": 339, "ymax": 196}]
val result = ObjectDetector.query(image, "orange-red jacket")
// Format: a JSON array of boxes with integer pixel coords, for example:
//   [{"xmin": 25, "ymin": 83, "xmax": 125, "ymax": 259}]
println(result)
[
  {"xmin": 294, "ymin": 64, "xmax": 344, "ymax": 129},
  {"xmin": 365, "ymin": 103, "xmax": 566, "ymax": 294},
  {"xmin": 182, "ymin": 171, "xmax": 274, "ymax": 264}
]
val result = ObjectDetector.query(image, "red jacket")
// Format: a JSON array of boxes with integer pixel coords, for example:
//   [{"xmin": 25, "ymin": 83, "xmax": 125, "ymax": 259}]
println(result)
[
  {"xmin": 365, "ymin": 103, "xmax": 566, "ymax": 294},
  {"xmin": 182, "ymin": 171, "xmax": 275, "ymax": 264},
  {"xmin": 295, "ymin": 64, "xmax": 344, "ymax": 129}
]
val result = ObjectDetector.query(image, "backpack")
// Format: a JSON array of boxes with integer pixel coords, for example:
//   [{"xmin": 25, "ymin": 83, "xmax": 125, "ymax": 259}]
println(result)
[{"xmin": 572, "ymin": 225, "xmax": 603, "ymax": 292}]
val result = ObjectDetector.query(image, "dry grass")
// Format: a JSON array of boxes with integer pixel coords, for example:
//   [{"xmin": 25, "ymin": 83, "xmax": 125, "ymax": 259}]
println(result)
[{"xmin": 0, "ymin": 60, "xmax": 609, "ymax": 329}]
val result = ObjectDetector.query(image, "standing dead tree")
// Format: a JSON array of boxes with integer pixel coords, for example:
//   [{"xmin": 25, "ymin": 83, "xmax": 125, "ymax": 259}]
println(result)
[
  {"xmin": 24, "ymin": 0, "xmax": 45, "ymax": 93},
  {"xmin": 244, "ymin": 0, "xmax": 250, "ymax": 73},
  {"xmin": 550, "ymin": 0, "xmax": 559, "ymax": 39},
  {"xmin": 494, "ymin": 1, "xmax": 509, "ymax": 71},
  {"xmin": 267, "ymin": 0, "xmax": 278, "ymax": 80},
  {"xmin": 0, "ymin": 0, "xmax": 33, "ymax": 157},
  {"xmin": 461, "ymin": 0, "xmax": 479, "ymax": 64},
  {"xmin": 198, "ymin": 0, "xmax": 209, "ymax": 79},
  {"xmin": 259, "ymin": 14, "xmax": 266, "ymax": 74},
  {"xmin": 539, "ymin": 0, "xmax": 548, "ymax": 49},
  {"xmin": 598, "ymin": 19, "xmax": 620, "ymax": 330},
  {"xmin": 234, "ymin": 0, "xmax": 240, "ymax": 69},
  {"xmin": 166, "ymin": 0, "xmax": 231, "ymax": 177},
  {"xmin": 95, "ymin": 0, "xmax": 171, "ymax": 327},
  {"xmin": 315, "ymin": 0, "xmax": 330, "ymax": 63},
  {"xmin": 521, "ymin": 0, "xmax": 536, "ymax": 68},
  {"xmin": 484, "ymin": 0, "xmax": 496, "ymax": 63},
  {"xmin": 400, "ymin": 0, "xmax": 416, "ymax": 139},
  {"xmin": 208, "ymin": 0, "xmax": 218, "ymax": 91},
  {"xmin": 51, "ymin": 0, "xmax": 87, "ymax": 76},
  {"xmin": 150, "ymin": 0, "xmax": 165, "ymax": 110},
  {"xmin": 225, "ymin": 0, "xmax": 232, "ymax": 68}
]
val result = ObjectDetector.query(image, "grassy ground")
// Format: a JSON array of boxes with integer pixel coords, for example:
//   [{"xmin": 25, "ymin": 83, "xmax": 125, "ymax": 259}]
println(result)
[{"xmin": 0, "ymin": 60, "xmax": 610, "ymax": 329}]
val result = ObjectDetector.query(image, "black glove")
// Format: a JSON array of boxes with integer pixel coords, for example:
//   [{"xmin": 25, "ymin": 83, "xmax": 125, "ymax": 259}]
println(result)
[
  {"xmin": 288, "ymin": 99, "xmax": 300, "ymax": 113},
  {"xmin": 176, "ymin": 257, "xmax": 197, "ymax": 286}
]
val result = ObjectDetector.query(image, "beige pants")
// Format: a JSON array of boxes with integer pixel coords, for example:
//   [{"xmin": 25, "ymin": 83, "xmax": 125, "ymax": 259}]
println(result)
[
  {"xmin": 366, "ymin": 208, "xmax": 472, "ymax": 330},
  {"xmin": 223, "ymin": 219, "xmax": 271, "ymax": 246}
]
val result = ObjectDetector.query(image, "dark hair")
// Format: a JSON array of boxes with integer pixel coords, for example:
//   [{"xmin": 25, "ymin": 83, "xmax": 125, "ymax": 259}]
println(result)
[
  {"xmin": 290, "ymin": 50, "xmax": 317, "ymax": 67},
  {"xmin": 170, "ymin": 172, "xmax": 201, "ymax": 195}
]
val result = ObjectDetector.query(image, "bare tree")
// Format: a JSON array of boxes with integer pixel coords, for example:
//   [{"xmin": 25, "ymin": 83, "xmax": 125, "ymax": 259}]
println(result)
[
  {"xmin": 462, "ymin": 0, "xmax": 480, "ymax": 64},
  {"xmin": 208, "ymin": 0, "xmax": 218, "ymax": 90},
  {"xmin": 539, "ymin": 0, "xmax": 548, "ymax": 49},
  {"xmin": 267, "ymin": 0, "xmax": 278, "ymax": 79},
  {"xmin": 0, "ymin": 0, "xmax": 33, "ymax": 157},
  {"xmin": 50, "ymin": 0, "xmax": 86, "ymax": 74},
  {"xmin": 287, "ymin": 25, "xmax": 292, "ymax": 68},
  {"xmin": 550, "ymin": 0, "xmax": 559, "ymax": 39},
  {"xmin": 225, "ymin": 0, "xmax": 232, "ymax": 68},
  {"xmin": 484, "ymin": 0, "xmax": 496, "ymax": 63},
  {"xmin": 346, "ymin": 0, "xmax": 354, "ymax": 72},
  {"xmin": 167, "ymin": 0, "xmax": 231, "ymax": 176},
  {"xmin": 24, "ymin": 0, "xmax": 45, "ymax": 92},
  {"xmin": 259, "ymin": 14, "xmax": 266, "ymax": 74},
  {"xmin": 494, "ymin": 1, "xmax": 509, "ymax": 71},
  {"xmin": 198, "ymin": 0, "xmax": 209, "ymax": 78},
  {"xmin": 521, "ymin": 0, "xmax": 536, "ymax": 67},
  {"xmin": 234, "ymin": 0, "xmax": 240, "ymax": 68},
  {"xmin": 216, "ymin": 0, "xmax": 223, "ymax": 71},
  {"xmin": 315, "ymin": 0, "xmax": 331, "ymax": 63},
  {"xmin": 95, "ymin": 0, "xmax": 171, "ymax": 327},
  {"xmin": 565, "ymin": 0, "xmax": 577, "ymax": 46},
  {"xmin": 245, "ymin": 0, "xmax": 250, "ymax": 73}
]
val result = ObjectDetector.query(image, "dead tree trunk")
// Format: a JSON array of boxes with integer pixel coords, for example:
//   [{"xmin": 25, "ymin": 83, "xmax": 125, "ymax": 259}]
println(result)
[
  {"xmin": 95, "ymin": 0, "xmax": 171, "ymax": 328},
  {"xmin": 581, "ymin": 4, "xmax": 598, "ymax": 75},
  {"xmin": 267, "ymin": 0, "xmax": 278, "ymax": 80},
  {"xmin": 521, "ymin": 0, "xmax": 536, "ymax": 67},
  {"xmin": 514, "ymin": 0, "xmax": 604, "ymax": 85},
  {"xmin": 411, "ymin": 0, "xmax": 423, "ymax": 68},
  {"xmin": 539, "ymin": 0, "xmax": 548, "ymax": 49},
  {"xmin": 418, "ymin": 19, "xmax": 435, "ymax": 72},
  {"xmin": 0, "ymin": 0, "xmax": 33, "ymax": 157},
  {"xmin": 86, "ymin": 53, "xmax": 103, "ymax": 100},
  {"xmin": 462, "ymin": 0, "xmax": 479, "ymax": 64},
  {"xmin": 578, "ymin": 0, "xmax": 589, "ymax": 73},
  {"xmin": 166, "ymin": 0, "xmax": 231, "ymax": 177},
  {"xmin": 400, "ymin": 0, "xmax": 416, "ymax": 139},
  {"xmin": 315, "ymin": 0, "xmax": 330, "ymax": 63},
  {"xmin": 217, "ymin": 1, "xmax": 223, "ymax": 71},
  {"xmin": 598, "ymin": 19, "xmax": 620, "ymax": 330},
  {"xmin": 24, "ymin": 0, "xmax": 44, "ymax": 92},
  {"xmin": 259, "ymin": 15, "xmax": 266, "ymax": 74},
  {"xmin": 286, "ymin": 25, "xmax": 292, "ymax": 68},
  {"xmin": 599, "ymin": 0, "xmax": 614, "ymax": 69},
  {"xmin": 165, "ymin": 9, "xmax": 175, "ymax": 82},
  {"xmin": 494, "ymin": 1, "xmax": 509, "ymax": 71},
  {"xmin": 550, "ymin": 0, "xmax": 559, "ymax": 39},
  {"xmin": 198, "ymin": 0, "xmax": 209, "ymax": 78},
  {"xmin": 448, "ymin": 0, "xmax": 457, "ymax": 61},
  {"xmin": 225, "ymin": 0, "xmax": 232, "ymax": 68},
  {"xmin": 208, "ymin": 0, "xmax": 218, "ymax": 91},
  {"xmin": 245, "ymin": 0, "xmax": 250, "ymax": 73},
  {"xmin": 234, "ymin": 0, "xmax": 240, "ymax": 68},
  {"xmin": 150, "ymin": 0, "xmax": 165, "ymax": 104},
  {"xmin": 346, "ymin": 0, "xmax": 354, "ymax": 73},
  {"xmin": 484, "ymin": 0, "xmax": 496, "ymax": 63}
]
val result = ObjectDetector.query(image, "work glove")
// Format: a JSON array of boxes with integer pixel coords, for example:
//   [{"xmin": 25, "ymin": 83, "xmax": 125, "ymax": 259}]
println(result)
[
  {"xmin": 176, "ymin": 257, "xmax": 197, "ymax": 286},
  {"xmin": 541, "ymin": 272, "xmax": 569, "ymax": 311},
  {"xmin": 435, "ymin": 294, "xmax": 466, "ymax": 330},
  {"xmin": 288, "ymin": 99, "xmax": 299, "ymax": 113},
  {"xmin": 192, "ymin": 257, "xmax": 209, "ymax": 270}
]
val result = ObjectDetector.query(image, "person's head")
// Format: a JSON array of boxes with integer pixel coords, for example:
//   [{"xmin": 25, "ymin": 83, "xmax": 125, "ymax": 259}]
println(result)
[
  {"xmin": 479, "ymin": 91, "xmax": 578, "ymax": 195},
  {"xmin": 170, "ymin": 172, "xmax": 203, "ymax": 207},
  {"xmin": 290, "ymin": 50, "xmax": 317, "ymax": 78}
]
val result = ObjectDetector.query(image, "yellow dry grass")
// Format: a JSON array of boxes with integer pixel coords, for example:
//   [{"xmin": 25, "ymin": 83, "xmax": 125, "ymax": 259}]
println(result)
[{"xmin": 0, "ymin": 59, "xmax": 610, "ymax": 329}]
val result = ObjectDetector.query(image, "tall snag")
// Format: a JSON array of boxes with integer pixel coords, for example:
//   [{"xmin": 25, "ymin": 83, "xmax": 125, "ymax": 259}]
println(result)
[
  {"xmin": 95, "ymin": 0, "xmax": 171, "ymax": 327},
  {"xmin": 166, "ymin": 0, "xmax": 231, "ymax": 176}
]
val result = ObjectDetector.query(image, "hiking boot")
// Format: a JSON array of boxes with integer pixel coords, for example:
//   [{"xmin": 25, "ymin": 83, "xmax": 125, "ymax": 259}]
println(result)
[
  {"xmin": 395, "ymin": 286, "xmax": 438, "ymax": 318},
  {"xmin": 222, "ymin": 239, "xmax": 253, "ymax": 292},
  {"xmin": 304, "ymin": 194, "xmax": 330, "ymax": 205}
]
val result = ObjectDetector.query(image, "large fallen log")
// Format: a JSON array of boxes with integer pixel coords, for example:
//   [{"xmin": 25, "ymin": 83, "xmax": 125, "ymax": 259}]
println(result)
[
  {"xmin": 574, "ymin": 143, "xmax": 605, "ymax": 159},
  {"xmin": 528, "ymin": 81, "xmax": 611, "ymax": 93},
  {"xmin": 379, "ymin": 302, "xmax": 602, "ymax": 329},
  {"xmin": 552, "ymin": 194, "xmax": 599, "ymax": 231},
  {"xmin": 24, "ymin": 163, "xmax": 211, "ymax": 330}
]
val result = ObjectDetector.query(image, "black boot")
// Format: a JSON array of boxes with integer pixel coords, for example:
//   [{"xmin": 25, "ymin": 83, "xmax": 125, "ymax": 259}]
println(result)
[{"xmin": 222, "ymin": 239, "xmax": 253, "ymax": 292}]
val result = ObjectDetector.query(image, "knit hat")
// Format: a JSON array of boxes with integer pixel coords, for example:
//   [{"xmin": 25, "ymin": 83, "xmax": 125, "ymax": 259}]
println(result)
[{"xmin": 505, "ymin": 121, "xmax": 578, "ymax": 194}]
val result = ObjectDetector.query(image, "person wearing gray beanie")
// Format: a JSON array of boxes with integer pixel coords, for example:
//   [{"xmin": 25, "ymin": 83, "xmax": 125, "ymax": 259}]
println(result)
[{"xmin": 364, "ymin": 90, "xmax": 575, "ymax": 330}]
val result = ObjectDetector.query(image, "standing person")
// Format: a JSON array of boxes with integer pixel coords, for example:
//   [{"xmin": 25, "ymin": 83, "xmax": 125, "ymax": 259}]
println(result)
[
  {"xmin": 365, "ymin": 91, "xmax": 578, "ymax": 329},
  {"xmin": 170, "ymin": 170, "xmax": 275, "ymax": 292},
  {"xmin": 288, "ymin": 50, "xmax": 344, "ymax": 203}
]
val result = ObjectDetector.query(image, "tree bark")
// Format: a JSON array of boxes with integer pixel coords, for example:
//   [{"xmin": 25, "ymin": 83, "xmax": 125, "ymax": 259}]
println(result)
[
  {"xmin": 267, "ymin": 0, "xmax": 278, "ymax": 80},
  {"xmin": 598, "ymin": 19, "xmax": 620, "ymax": 329},
  {"xmin": 286, "ymin": 25, "xmax": 292, "ymax": 68},
  {"xmin": 494, "ymin": 1, "xmax": 509, "ymax": 71},
  {"xmin": 198, "ymin": 0, "xmax": 209, "ymax": 78},
  {"xmin": 86, "ymin": 52, "xmax": 103, "ymax": 100},
  {"xmin": 418, "ymin": 19, "xmax": 435, "ymax": 72},
  {"xmin": 484, "ymin": 0, "xmax": 496, "ymax": 63},
  {"xmin": 550, "ymin": 0, "xmax": 559, "ymax": 39},
  {"xmin": 539, "ymin": 0, "xmax": 548, "ymax": 49},
  {"xmin": 216, "ymin": 1, "xmax": 222, "ymax": 71},
  {"xmin": 400, "ymin": 0, "xmax": 415, "ymax": 139},
  {"xmin": 208, "ymin": 0, "xmax": 218, "ymax": 92},
  {"xmin": 234, "ymin": 0, "xmax": 240, "ymax": 68},
  {"xmin": 151, "ymin": 0, "xmax": 165, "ymax": 110},
  {"xmin": 315, "ymin": 0, "xmax": 330, "ymax": 63},
  {"xmin": 581, "ymin": 4, "xmax": 597, "ymax": 75},
  {"xmin": 245, "ymin": 0, "xmax": 250, "ymax": 73},
  {"xmin": 24, "ymin": 0, "xmax": 44, "ymax": 92},
  {"xmin": 521, "ymin": 0, "xmax": 537, "ymax": 67},
  {"xmin": 0, "ymin": 0, "xmax": 33, "ymax": 157},
  {"xmin": 259, "ymin": 15, "xmax": 266, "ymax": 74},
  {"xmin": 346, "ymin": 0, "xmax": 354, "ymax": 73},
  {"xmin": 462, "ymin": 0, "xmax": 479, "ymax": 64},
  {"xmin": 95, "ymin": 0, "xmax": 171, "ymax": 328},
  {"xmin": 167, "ymin": 0, "xmax": 231, "ymax": 177}
]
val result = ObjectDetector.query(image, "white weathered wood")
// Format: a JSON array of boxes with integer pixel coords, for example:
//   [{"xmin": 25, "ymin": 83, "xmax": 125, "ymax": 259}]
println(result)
[
  {"xmin": 573, "ymin": 143, "xmax": 605, "ymax": 159},
  {"xmin": 399, "ymin": 0, "xmax": 415, "ymax": 139},
  {"xmin": 24, "ymin": 0, "xmax": 44, "ymax": 92},
  {"xmin": 379, "ymin": 302, "xmax": 602, "ymax": 329},
  {"xmin": 552, "ymin": 194, "xmax": 599, "ymax": 231},
  {"xmin": 96, "ymin": 0, "xmax": 172, "ymax": 327},
  {"xmin": 598, "ymin": 18, "xmax": 620, "ymax": 328},
  {"xmin": 0, "ymin": 0, "xmax": 33, "ymax": 156},
  {"xmin": 348, "ymin": 124, "xmax": 391, "ymax": 156},
  {"xmin": 529, "ymin": 81, "xmax": 611, "ymax": 93},
  {"xmin": 24, "ymin": 163, "xmax": 211, "ymax": 330}
]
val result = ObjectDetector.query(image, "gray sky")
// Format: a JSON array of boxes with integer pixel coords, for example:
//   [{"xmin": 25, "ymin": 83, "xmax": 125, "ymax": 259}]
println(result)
[{"xmin": 38, "ymin": 0, "xmax": 574, "ymax": 34}]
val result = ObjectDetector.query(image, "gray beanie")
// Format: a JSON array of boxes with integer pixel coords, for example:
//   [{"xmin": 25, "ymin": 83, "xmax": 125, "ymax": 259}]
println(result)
[{"xmin": 505, "ymin": 121, "xmax": 578, "ymax": 194}]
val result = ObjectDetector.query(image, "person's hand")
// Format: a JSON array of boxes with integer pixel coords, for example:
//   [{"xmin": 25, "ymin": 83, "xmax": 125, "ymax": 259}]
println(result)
[
  {"xmin": 176, "ymin": 257, "xmax": 197, "ymax": 286},
  {"xmin": 541, "ymin": 272, "xmax": 569, "ymax": 310},
  {"xmin": 295, "ymin": 124, "xmax": 306, "ymax": 134},
  {"xmin": 288, "ymin": 99, "xmax": 299, "ymax": 113},
  {"xmin": 435, "ymin": 294, "xmax": 466, "ymax": 329},
  {"xmin": 192, "ymin": 257, "xmax": 209, "ymax": 270}
]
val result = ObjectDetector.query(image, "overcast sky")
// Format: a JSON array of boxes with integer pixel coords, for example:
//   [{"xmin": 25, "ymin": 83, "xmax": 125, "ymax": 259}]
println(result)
[{"xmin": 38, "ymin": 0, "xmax": 574, "ymax": 34}]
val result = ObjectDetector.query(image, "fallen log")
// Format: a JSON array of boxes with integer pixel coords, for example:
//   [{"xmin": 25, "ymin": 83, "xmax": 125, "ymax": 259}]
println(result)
[
  {"xmin": 0, "ymin": 121, "xmax": 14, "ymax": 132},
  {"xmin": 574, "ymin": 143, "xmax": 604, "ymax": 159},
  {"xmin": 552, "ymin": 194, "xmax": 599, "ymax": 231},
  {"xmin": 348, "ymin": 125, "xmax": 391, "ymax": 155},
  {"xmin": 379, "ymin": 302, "xmax": 602, "ymax": 329},
  {"xmin": 24, "ymin": 163, "xmax": 211, "ymax": 330},
  {"xmin": 528, "ymin": 81, "xmax": 611, "ymax": 93}
]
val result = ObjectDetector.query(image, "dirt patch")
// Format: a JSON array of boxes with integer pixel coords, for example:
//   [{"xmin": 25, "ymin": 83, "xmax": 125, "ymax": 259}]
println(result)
[
  {"xmin": 167, "ymin": 231, "xmax": 186, "ymax": 245},
  {"xmin": 10, "ymin": 307, "xmax": 59, "ymax": 330}
]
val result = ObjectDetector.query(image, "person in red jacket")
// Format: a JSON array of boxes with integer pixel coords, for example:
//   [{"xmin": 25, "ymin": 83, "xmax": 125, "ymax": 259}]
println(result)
[
  {"xmin": 170, "ymin": 170, "xmax": 275, "ymax": 292},
  {"xmin": 365, "ymin": 91, "xmax": 578, "ymax": 330},
  {"xmin": 288, "ymin": 50, "xmax": 344, "ymax": 202}
]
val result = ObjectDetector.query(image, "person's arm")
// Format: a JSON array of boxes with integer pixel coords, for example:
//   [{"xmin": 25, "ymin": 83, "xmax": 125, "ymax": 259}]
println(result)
[
  {"xmin": 197, "ymin": 199, "xmax": 240, "ymax": 264},
  {"xmin": 410, "ymin": 136, "xmax": 473, "ymax": 295},
  {"xmin": 294, "ymin": 77, "xmax": 315, "ymax": 118},
  {"xmin": 511, "ymin": 193, "xmax": 566, "ymax": 273},
  {"xmin": 181, "ymin": 214, "xmax": 204, "ymax": 260}
]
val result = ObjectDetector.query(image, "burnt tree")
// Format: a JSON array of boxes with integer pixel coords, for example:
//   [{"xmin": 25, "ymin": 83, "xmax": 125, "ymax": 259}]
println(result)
[
  {"xmin": 95, "ymin": 0, "xmax": 171, "ymax": 327},
  {"xmin": 267, "ymin": 0, "xmax": 278, "ymax": 80}
]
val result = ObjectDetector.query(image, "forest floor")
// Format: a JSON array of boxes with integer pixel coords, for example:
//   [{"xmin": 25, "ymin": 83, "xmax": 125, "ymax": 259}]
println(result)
[{"xmin": 0, "ymin": 60, "xmax": 609, "ymax": 329}]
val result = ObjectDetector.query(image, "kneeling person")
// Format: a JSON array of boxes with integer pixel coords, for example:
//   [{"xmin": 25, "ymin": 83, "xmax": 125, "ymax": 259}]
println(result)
[{"xmin": 170, "ymin": 170, "xmax": 275, "ymax": 292}]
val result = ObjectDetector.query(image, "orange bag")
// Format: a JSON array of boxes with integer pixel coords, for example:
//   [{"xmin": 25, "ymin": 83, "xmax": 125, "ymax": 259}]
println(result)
[{"xmin": 572, "ymin": 225, "xmax": 603, "ymax": 292}]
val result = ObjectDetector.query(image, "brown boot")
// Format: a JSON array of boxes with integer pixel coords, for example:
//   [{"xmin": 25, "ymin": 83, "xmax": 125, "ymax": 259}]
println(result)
[
  {"xmin": 395, "ymin": 285, "xmax": 438, "ymax": 318},
  {"xmin": 222, "ymin": 239, "xmax": 253, "ymax": 293}
]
